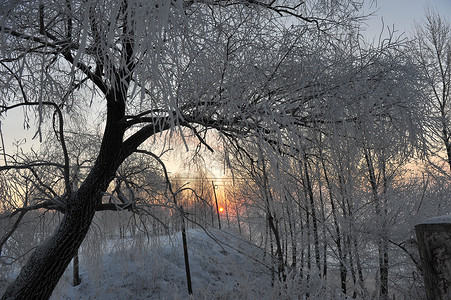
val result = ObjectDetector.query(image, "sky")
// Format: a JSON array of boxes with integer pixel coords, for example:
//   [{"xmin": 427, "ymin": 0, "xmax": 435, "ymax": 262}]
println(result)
[
  {"xmin": 363, "ymin": 0, "xmax": 451, "ymax": 39},
  {"xmin": 1, "ymin": 0, "xmax": 451, "ymax": 167}
]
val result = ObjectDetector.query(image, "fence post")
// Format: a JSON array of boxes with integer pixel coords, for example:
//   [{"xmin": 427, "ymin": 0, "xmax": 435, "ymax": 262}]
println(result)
[{"xmin": 415, "ymin": 216, "xmax": 451, "ymax": 300}]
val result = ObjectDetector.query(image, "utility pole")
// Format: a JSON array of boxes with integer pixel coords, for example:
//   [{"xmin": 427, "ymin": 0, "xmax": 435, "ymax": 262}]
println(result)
[
  {"xmin": 212, "ymin": 181, "xmax": 221, "ymax": 229},
  {"xmin": 180, "ymin": 206, "xmax": 193, "ymax": 295}
]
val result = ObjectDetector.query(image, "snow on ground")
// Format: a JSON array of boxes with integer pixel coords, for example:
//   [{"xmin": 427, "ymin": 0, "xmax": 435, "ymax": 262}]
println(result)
[
  {"xmin": 1, "ymin": 228, "xmax": 350, "ymax": 299},
  {"xmin": 48, "ymin": 229, "xmax": 273, "ymax": 300}
]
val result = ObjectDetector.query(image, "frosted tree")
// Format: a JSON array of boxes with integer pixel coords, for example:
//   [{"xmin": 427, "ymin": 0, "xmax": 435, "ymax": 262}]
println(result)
[
  {"xmin": 0, "ymin": 0, "xmax": 366, "ymax": 298},
  {"xmin": 223, "ymin": 28, "xmax": 426, "ymax": 298},
  {"xmin": 412, "ymin": 9, "xmax": 451, "ymax": 173},
  {"xmin": 315, "ymin": 34, "xmax": 425, "ymax": 299}
]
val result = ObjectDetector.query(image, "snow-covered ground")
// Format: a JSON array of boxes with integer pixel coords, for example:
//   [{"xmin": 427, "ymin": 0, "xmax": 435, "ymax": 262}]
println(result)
[
  {"xmin": 1, "ymin": 228, "xmax": 350, "ymax": 299},
  {"xmin": 48, "ymin": 229, "xmax": 273, "ymax": 299}
]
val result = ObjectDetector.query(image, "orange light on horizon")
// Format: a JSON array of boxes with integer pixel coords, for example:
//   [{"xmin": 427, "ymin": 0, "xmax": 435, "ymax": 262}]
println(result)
[{"xmin": 219, "ymin": 207, "xmax": 224, "ymax": 213}]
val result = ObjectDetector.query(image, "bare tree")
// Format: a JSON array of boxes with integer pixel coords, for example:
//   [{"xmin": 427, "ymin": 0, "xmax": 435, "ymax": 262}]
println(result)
[{"xmin": 412, "ymin": 9, "xmax": 451, "ymax": 173}]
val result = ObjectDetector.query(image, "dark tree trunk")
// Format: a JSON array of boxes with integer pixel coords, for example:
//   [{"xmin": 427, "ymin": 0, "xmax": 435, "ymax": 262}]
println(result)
[
  {"xmin": 2, "ymin": 89, "xmax": 126, "ymax": 299},
  {"xmin": 440, "ymin": 111, "xmax": 451, "ymax": 172},
  {"xmin": 1, "ymin": 191, "xmax": 97, "ymax": 299},
  {"xmin": 286, "ymin": 202, "xmax": 297, "ymax": 269},
  {"xmin": 321, "ymin": 160, "xmax": 347, "ymax": 294},
  {"xmin": 353, "ymin": 236, "xmax": 365, "ymax": 295},
  {"xmin": 299, "ymin": 200, "xmax": 305, "ymax": 279},
  {"xmin": 317, "ymin": 174, "xmax": 327, "ymax": 278},
  {"xmin": 364, "ymin": 149, "xmax": 389, "ymax": 300},
  {"xmin": 261, "ymin": 158, "xmax": 285, "ymax": 281},
  {"xmin": 303, "ymin": 158, "xmax": 321, "ymax": 272},
  {"xmin": 268, "ymin": 213, "xmax": 285, "ymax": 281},
  {"xmin": 347, "ymin": 236, "xmax": 357, "ymax": 298}
]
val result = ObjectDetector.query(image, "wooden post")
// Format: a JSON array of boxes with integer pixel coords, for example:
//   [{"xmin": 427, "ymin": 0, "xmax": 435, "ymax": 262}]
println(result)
[{"xmin": 415, "ymin": 216, "xmax": 451, "ymax": 300}]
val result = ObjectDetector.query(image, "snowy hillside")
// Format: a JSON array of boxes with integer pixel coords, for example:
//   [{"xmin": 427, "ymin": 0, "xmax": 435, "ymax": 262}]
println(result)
[
  {"xmin": 24, "ymin": 228, "xmax": 345, "ymax": 300},
  {"xmin": 47, "ymin": 229, "xmax": 274, "ymax": 300}
]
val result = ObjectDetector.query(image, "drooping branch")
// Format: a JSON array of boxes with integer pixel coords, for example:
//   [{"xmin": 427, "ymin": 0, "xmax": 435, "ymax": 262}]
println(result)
[
  {"xmin": 0, "ymin": 102, "xmax": 71, "ymax": 196},
  {"xmin": 0, "ymin": 210, "xmax": 26, "ymax": 258},
  {"xmin": 133, "ymin": 149, "xmax": 175, "ymax": 198}
]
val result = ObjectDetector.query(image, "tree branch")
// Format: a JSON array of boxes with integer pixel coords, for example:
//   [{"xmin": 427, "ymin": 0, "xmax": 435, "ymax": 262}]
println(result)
[{"xmin": 0, "ymin": 101, "xmax": 71, "ymax": 195}]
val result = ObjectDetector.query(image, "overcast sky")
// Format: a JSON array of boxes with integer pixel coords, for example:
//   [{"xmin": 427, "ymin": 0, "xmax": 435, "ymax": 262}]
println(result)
[{"xmin": 363, "ymin": 0, "xmax": 451, "ymax": 39}]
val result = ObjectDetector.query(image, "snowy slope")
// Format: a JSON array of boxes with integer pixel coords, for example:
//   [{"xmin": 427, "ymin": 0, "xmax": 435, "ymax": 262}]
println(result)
[
  {"xmin": 2, "ymin": 228, "xmax": 350, "ymax": 299},
  {"xmin": 49, "ymin": 229, "xmax": 274, "ymax": 300}
]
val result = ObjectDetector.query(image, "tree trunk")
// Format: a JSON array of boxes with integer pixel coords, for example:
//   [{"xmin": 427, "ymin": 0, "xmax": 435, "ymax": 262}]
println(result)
[
  {"xmin": 286, "ymin": 202, "xmax": 297, "ymax": 269},
  {"xmin": 303, "ymin": 158, "xmax": 321, "ymax": 272},
  {"xmin": 379, "ymin": 239, "xmax": 389, "ymax": 300},
  {"xmin": 2, "ymin": 90, "xmax": 126, "ymax": 299},
  {"xmin": 322, "ymin": 160, "xmax": 347, "ymax": 294},
  {"xmin": 416, "ymin": 220, "xmax": 451, "ymax": 300},
  {"xmin": 318, "ymin": 174, "xmax": 327, "ymax": 278},
  {"xmin": 268, "ymin": 212, "xmax": 285, "ymax": 281},
  {"xmin": 353, "ymin": 236, "xmax": 366, "ymax": 296},
  {"xmin": 0, "ymin": 210, "xmax": 26, "ymax": 258},
  {"xmin": 299, "ymin": 201, "xmax": 305, "ymax": 279},
  {"xmin": 1, "ymin": 192, "xmax": 97, "ymax": 299},
  {"xmin": 347, "ymin": 236, "xmax": 357, "ymax": 298},
  {"xmin": 364, "ymin": 148, "xmax": 389, "ymax": 300}
]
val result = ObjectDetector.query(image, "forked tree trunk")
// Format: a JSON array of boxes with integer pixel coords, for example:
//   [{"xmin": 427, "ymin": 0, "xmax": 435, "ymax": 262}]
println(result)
[
  {"xmin": 1, "ymin": 166, "xmax": 120, "ymax": 300},
  {"xmin": 2, "ymin": 91, "xmax": 126, "ymax": 299}
]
